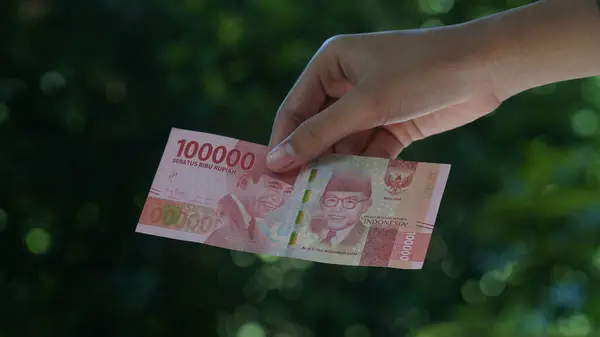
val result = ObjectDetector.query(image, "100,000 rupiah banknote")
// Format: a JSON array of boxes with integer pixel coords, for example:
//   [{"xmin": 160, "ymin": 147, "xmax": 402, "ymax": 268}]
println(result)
[{"xmin": 136, "ymin": 128, "xmax": 450, "ymax": 269}]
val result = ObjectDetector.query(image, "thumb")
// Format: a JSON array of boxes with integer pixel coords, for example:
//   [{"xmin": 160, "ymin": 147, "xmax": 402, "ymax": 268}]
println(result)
[{"xmin": 266, "ymin": 89, "xmax": 374, "ymax": 172}]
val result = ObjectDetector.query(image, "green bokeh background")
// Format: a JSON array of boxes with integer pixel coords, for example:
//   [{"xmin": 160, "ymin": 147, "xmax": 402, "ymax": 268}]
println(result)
[{"xmin": 2, "ymin": 0, "xmax": 600, "ymax": 336}]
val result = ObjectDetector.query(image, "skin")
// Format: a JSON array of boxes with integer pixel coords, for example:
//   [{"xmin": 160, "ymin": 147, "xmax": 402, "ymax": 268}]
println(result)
[{"xmin": 266, "ymin": 0, "xmax": 600, "ymax": 172}]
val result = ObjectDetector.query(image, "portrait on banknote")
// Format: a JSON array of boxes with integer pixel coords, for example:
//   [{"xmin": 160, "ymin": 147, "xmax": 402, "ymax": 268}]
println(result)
[
  {"xmin": 204, "ymin": 140, "xmax": 297, "ymax": 252},
  {"xmin": 307, "ymin": 170, "xmax": 373, "ymax": 248}
]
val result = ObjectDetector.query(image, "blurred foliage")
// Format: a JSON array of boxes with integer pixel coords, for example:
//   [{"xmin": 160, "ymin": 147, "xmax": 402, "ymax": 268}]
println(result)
[{"xmin": 1, "ymin": 0, "xmax": 600, "ymax": 336}]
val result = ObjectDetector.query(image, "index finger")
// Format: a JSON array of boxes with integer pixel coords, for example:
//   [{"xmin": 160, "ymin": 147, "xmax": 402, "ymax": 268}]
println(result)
[{"xmin": 268, "ymin": 61, "xmax": 327, "ymax": 148}]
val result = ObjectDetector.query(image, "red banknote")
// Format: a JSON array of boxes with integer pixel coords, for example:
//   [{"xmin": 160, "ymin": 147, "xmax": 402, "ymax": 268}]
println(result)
[{"xmin": 136, "ymin": 128, "xmax": 450, "ymax": 269}]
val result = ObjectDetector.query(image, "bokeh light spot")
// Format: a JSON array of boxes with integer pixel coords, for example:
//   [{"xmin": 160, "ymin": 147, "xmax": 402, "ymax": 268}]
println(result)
[
  {"xmin": 479, "ymin": 271, "xmax": 506, "ymax": 297},
  {"xmin": 257, "ymin": 265, "xmax": 284, "ymax": 290},
  {"xmin": 418, "ymin": 0, "xmax": 454, "ymax": 14},
  {"xmin": 568, "ymin": 313, "xmax": 592, "ymax": 336},
  {"xmin": 218, "ymin": 15, "xmax": 243, "ymax": 46},
  {"xmin": 234, "ymin": 305, "xmax": 260, "ymax": 326},
  {"xmin": 461, "ymin": 279, "xmax": 486, "ymax": 304},
  {"xmin": 282, "ymin": 269, "xmax": 303, "ymax": 298},
  {"xmin": 581, "ymin": 76, "xmax": 600, "ymax": 108},
  {"xmin": 550, "ymin": 281, "xmax": 584, "ymax": 309},
  {"xmin": 39, "ymin": 71, "xmax": 65, "ymax": 94},
  {"xmin": 420, "ymin": 18, "xmax": 444, "ymax": 28},
  {"xmin": 203, "ymin": 71, "xmax": 227, "ymax": 102},
  {"xmin": 591, "ymin": 247, "xmax": 600, "ymax": 271},
  {"xmin": 489, "ymin": 262, "xmax": 514, "ymax": 282},
  {"xmin": 571, "ymin": 109, "xmax": 598, "ymax": 137},
  {"xmin": 556, "ymin": 313, "xmax": 592, "ymax": 336},
  {"xmin": 0, "ymin": 102, "xmax": 9, "ymax": 125},
  {"xmin": 231, "ymin": 251, "xmax": 256, "ymax": 268},
  {"xmin": 237, "ymin": 321, "xmax": 266, "ymax": 337},
  {"xmin": 25, "ymin": 228, "xmax": 51, "ymax": 255},
  {"xmin": 0, "ymin": 208, "xmax": 7, "ymax": 233},
  {"xmin": 258, "ymin": 254, "xmax": 279, "ymax": 263},
  {"xmin": 277, "ymin": 41, "xmax": 313, "ymax": 70},
  {"xmin": 345, "ymin": 324, "xmax": 370, "ymax": 337}
]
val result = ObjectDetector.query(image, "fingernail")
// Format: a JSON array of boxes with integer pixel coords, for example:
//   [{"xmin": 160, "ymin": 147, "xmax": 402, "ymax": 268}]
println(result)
[{"xmin": 266, "ymin": 142, "xmax": 295, "ymax": 170}]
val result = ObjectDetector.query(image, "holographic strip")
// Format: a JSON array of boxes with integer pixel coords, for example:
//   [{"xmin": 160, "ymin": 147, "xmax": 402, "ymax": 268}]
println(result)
[{"xmin": 287, "ymin": 168, "xmax": 319, "ymax": 246}]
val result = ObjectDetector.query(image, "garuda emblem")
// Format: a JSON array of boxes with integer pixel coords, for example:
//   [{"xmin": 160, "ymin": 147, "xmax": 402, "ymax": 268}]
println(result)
[{"xmin": 383, "ymin": 160, "xmax": 418, "ymax": 195}]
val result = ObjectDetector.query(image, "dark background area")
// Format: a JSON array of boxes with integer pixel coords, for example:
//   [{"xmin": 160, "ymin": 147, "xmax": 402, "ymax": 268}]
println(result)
[{"xmin": 2, "ymin": 0, "xmax": 600, "ymax": 336}]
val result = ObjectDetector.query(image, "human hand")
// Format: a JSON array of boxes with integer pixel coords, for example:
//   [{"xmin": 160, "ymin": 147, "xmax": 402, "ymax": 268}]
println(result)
[
  {"xmin": 265, "ymin": 0, "xmax": 600, "ymax": 172},
  {"xmin": 266, "ymin": 26, "xmax": 504, "ymax": 172}
]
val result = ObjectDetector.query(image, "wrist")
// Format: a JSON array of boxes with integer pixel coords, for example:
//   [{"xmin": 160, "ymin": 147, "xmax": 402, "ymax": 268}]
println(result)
[{"xmin": 469, "ymin": 0, "xmax": 600, "ymax": 100}]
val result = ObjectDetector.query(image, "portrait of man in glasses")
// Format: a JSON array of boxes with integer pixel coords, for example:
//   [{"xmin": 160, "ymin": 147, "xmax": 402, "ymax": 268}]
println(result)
[{"xmin": 309, "ymin": 171, "xmax": 373, "ymax": 248}]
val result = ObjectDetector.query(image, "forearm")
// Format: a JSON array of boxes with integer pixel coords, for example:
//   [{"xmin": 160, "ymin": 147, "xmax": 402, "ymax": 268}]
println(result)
[{"xmin": 473, "ymin": 0, "xmax": 600, "ymax": 99}]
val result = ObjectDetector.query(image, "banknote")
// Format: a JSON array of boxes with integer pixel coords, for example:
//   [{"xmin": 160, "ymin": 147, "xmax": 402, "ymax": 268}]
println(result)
[{"xmin": 136, "ymin": 128, "xmax": 450, "ymax": 269}]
